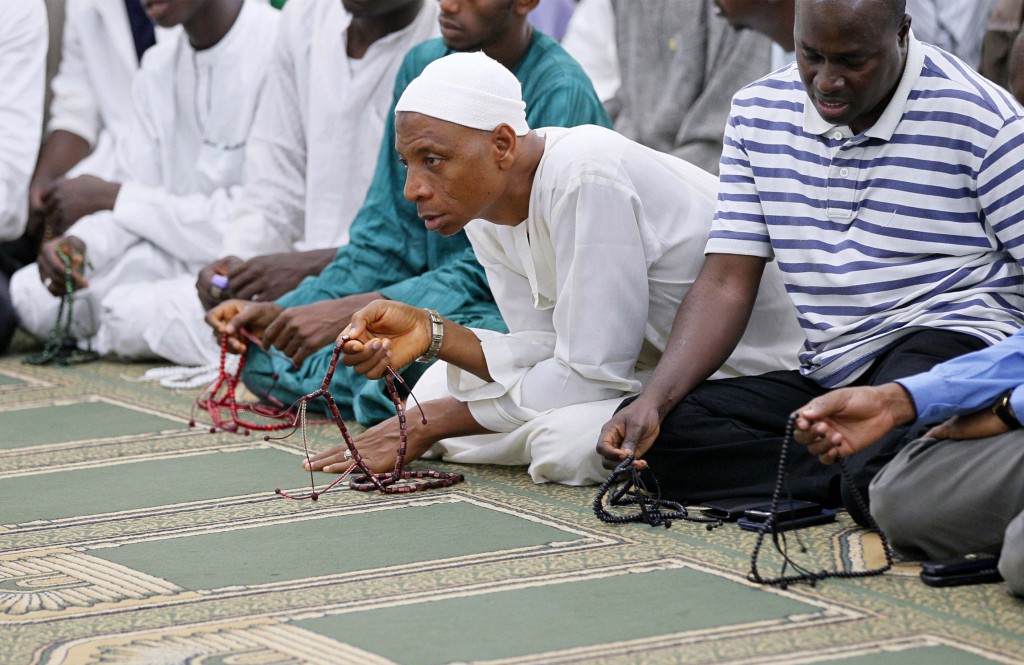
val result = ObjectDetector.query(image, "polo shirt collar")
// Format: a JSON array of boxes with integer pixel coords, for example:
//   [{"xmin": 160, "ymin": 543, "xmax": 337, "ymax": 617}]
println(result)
[{"xmin": 802, "ymin": 29, "xmax": 924, "ymax": 140}]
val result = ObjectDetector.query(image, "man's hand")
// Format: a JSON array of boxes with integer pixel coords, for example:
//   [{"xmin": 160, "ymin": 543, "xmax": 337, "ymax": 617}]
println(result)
[
  {"xmin": 340, "ymin": 300, "xmax": 435, "ymax": 379},
  {"xmin": 793, "ymin": 383, "xmax": 917, "ymax": 464},
  {"xmin": 197, "ymin": 256, "xmax": 244, "ymax": 310},
  {"xmin": 42, "ymin": 175, "xmax": 120, "ymax": 231},
  {"xmin": 924, "ymin": 411, "xmax": 1009, "ymax": 441},
  {"xmin": 304, "ymin": 411, "xmax": 434, "ymax": 474},
  {"xmin": 205, "ymin": 299, "xmax": 283, "ymax": 354},
  {"xmin": 227, "ymin": 251, "xmax": 330, "ymax": 303},
  {"xmin": 38, "ymin": 235, "xmax": 88, "ymax": 296},
  {"xmin": 260, "ymin": 292, "xmax": 381, "ymax": 367},
  {"xmin": 595, "ymin": 395, "xmax": 663, "ymax": 471}
]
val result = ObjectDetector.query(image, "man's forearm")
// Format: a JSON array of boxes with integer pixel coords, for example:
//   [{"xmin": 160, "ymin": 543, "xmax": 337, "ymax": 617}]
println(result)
[
  {"xmin": 408, "ymin": 397, "xmax": 492, "ymax": 452},
  {"xmin": 875, "ymin": 382, "xmax": 918, "ymax": 427},
  {"xmin": 435, "ymin": 317, "xmax": 493, "ymax": 383},
  {"xmin": 33, "ymin": 130, "xmax": 91, "ymax": 184}
]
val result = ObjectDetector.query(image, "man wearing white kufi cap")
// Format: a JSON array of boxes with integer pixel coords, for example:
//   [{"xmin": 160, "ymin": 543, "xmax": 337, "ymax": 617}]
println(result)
[
  {"xmin": 287, "ymin": 52, "xmax": 802, "ymax": 484},
  {"xmin": 207, "ymin": 0, "xmax": 611, "ymax": 428}
]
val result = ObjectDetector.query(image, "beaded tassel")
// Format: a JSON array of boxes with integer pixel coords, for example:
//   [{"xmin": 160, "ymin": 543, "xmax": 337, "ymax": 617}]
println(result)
[
  {"xmin": 594, "ymin": 455, "xmax": 722, "ymax": 529},
  {"xmin": 190, "ymin": 332, "xmax": 319, "ymax": 435},
  {"xmin": 24, "ymin": 246, "xmax": 98, "ymax": 367},
  {"xmin": 274, "ymin": 336, "xmax": 463, "ymax": 500},
  {"xmin": 747, "ymin": 413, "xmax": 894, "ymax": 589}
]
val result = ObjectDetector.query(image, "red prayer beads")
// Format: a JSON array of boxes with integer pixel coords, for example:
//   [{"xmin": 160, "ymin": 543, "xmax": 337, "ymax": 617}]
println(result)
[
  {"xmin": 190, "ymin": 332, "xmax": 319, "ymax": 435},
  {"xmin": 274, "ymin": 335, "xmax": 463, "ymax": 500}
]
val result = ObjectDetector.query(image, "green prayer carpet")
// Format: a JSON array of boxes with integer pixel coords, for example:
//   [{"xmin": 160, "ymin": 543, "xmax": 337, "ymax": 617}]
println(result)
[{"xmin": 0, "ymin": 356, "xmax": 1021, "ymax": 665}]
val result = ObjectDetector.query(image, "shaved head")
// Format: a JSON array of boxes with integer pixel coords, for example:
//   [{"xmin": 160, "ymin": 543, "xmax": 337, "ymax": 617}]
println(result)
[{"xmin": 796, "ymin": 0, "xmax": 905, "ymax": 27}]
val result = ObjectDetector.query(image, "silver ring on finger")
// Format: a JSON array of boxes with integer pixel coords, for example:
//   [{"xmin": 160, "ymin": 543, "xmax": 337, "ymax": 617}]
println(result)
[
  {"xmin": 250, "ymin": 294, "xmax": 259, "ymax": 302},
  {"xmin": 343, "ymin": 449, "xmax": 353, "ymax": 461}
]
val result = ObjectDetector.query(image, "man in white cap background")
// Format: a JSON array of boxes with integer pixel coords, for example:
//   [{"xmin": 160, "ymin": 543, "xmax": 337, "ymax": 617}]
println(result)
[
  {"xmin": 206, "ymin": 0, "xmax": 611, "ymax": 427},
  {"xmin": 226, "ymin": 51, "xmax": 802, "ymax": 483}
]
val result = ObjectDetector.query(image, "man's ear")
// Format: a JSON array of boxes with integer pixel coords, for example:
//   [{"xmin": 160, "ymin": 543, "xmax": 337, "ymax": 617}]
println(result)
[
  {"xmin": 515, "ymin": 0, "xmax": 541, "ymax": 18},
  {"xmin": 492, "ymin": 124, "xmax": 518, "ymax": 170},
  {"xmin": 897, "ymin": 13, "xmax": 911, "ymax": 47}
]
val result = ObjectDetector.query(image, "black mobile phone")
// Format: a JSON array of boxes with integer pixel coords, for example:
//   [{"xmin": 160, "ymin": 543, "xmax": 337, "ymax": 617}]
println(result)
[
  {"xmin": 700, "ymin": 497, "xmax": 773, "ymax": 522},
  {"xmin": 737, "ymin": 508, "xmax": 837, "ymax": 533},
  {"xmin": 920, "ymin": 555, "xmax": 1003, "ymax": 587},
  {"xmin": 742, "ymin": 499, "xmax": 825, "ymax": 523}
]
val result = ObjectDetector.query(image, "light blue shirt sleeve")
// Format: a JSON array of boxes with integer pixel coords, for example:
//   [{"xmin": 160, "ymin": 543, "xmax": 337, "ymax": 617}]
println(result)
[{"xmin": 896, "ymin": 329, "xmax": 1024, "ymax": 424}]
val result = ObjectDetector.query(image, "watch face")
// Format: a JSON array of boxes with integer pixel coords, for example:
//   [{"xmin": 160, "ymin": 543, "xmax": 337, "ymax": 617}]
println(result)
[{"xmin": 993, "ymin": 390, "xmax": 1022, "ymax": 430}]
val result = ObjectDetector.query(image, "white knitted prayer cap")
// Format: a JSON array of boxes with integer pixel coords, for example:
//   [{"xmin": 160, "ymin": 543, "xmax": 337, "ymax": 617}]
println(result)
[{"xmin": 395, "ymin": 51, "xmax": 530, "ymax": 136}]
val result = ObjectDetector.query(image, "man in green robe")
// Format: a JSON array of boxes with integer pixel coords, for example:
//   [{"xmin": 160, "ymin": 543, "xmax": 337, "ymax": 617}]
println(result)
[{"xmin": 206, "ymin": 0, "xmax": 611, "ymax": 424}]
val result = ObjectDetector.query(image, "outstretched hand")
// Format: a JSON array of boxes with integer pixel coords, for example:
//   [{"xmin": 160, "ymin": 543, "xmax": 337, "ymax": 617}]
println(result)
[
  {"xmin": 303, "ymin": 415, "xmax": 413, "ymax": 475},
  {"xmin": 595, "ymin": 396, "xmax": 661, "ymax": 471},
  {"xmin": 340, "ymin": 300, "xmax": 434, "ymax": 379},
  {"xmin": 793, "ymin": 383, "xmax": 917, "ymax": 464},
  {"xmin": 205, "ymin": 299, "xmax": 284, "ymax": 354}
]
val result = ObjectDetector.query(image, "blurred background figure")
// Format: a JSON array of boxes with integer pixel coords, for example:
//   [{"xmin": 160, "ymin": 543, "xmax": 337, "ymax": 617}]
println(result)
[
  {"xmin": 562, "ymin": 0, "xmax": 619, "ymax": 101},
  {"xmin": 981, "ymin": 0, "xmax": 1024, "ymax": 103},
  {"xmin": 528, "ymin": 0, "xmax": 576, "ymax": 40},
  {"xmin": 30, "ymin": 0, "xmax": 169, "ymax": 241},
  {"xmin": 11, "ymin": 0, "xmax": 278, "ymax": 360},
  {"xmin": 906, "ymin": 0, "xmax": 999, "ymax": 69},
  {"xmin": 607, "ymin": 0, "xmax": 773, "ymax": 173},
  {"xmin": 187, "ymin": 0, "xmax": 440, "ymax": 367},
  {"xmin": 713, "ymin": 0, "xmax": 796, "ymax": 69}
]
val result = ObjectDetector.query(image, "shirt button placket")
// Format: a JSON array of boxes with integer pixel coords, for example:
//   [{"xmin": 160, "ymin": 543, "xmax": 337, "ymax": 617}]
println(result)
[{"xmin": 828, "ymin": 132, "xmax": 854, "ymax": 220}]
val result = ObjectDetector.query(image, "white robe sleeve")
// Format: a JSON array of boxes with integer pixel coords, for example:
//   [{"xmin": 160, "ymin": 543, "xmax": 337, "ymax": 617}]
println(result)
[
  {"xmin": 107, "ymin": 68, "xmax": 238, "ymax": 267},
  {"xmin": 221, "ymin": 21, "xmax": 306, "ymax": 260},
  {"xmin": 451, "ymin": 176, "xmax": 651, "ymax": 432},
  {"xmin": 46, "ymin": 0, "xmax": 102, "ymax": 147},
  {"xmin": 0, "ymin": 0, "xmax": 47, "ymax": 241},
  {"xmin": 67, "ymin": 210, "xmax": 140, "ymax": 272}
]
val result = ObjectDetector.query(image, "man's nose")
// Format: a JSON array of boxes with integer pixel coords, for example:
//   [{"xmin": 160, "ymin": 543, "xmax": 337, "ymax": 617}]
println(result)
[
  {"xmin": 404, "ymin": 170, "xmax": 429, "ymax": 203},
  {"xmin": 815, "ymin": 63, "xmax": 845, "ymax": 95}
]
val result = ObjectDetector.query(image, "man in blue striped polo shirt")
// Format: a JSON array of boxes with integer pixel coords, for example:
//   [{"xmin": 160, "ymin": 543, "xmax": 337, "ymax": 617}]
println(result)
[{"xmin": 597, "ymin": 0, "xmax": 1024, "ymax": 525}]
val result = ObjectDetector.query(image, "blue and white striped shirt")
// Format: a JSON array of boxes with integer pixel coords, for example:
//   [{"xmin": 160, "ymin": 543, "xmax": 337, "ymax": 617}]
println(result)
[{"xmin": 707, "ymin": 33, "xmax": 1024, "ymax": 387}]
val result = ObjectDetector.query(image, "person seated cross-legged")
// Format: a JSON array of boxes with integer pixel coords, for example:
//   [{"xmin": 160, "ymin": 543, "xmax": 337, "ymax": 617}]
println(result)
[
  {"xmin": 596, "ymin": 0, "xmax": 1024, "ymax": 525},
  {"xmin": 10, "ymin": 0, "xmax": 278, "ymax": 359},
  {"xmin": 205, "ymin": 0, "xmax": 612, "ymax": 427},
  {"xmin": 240, "ymin": 52, "xmax": 803, "ymax": 485}
]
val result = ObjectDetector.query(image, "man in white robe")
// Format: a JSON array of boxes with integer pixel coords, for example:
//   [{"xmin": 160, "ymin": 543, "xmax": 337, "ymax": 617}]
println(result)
[
  {"xmin": 10, "ymin": 0, "xmax": 278, "ymax": 359},
  {"xmin": 0, "ymin": 0, "xmax": 47, "ymax": 353},
  {"xmin": 30, "ymin": 0, "xmax": 173, "ymax": 232},
  {"xmin": 0, "ymin": 0, "xmax": 47, "ymax": 242},
  {"xmin": 170, "ymin": 0, "xmax": 438, "ymax": 366},
  {"xmin": 249, "ymin": 52, "xmax": 803, "ymax": 485}
]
